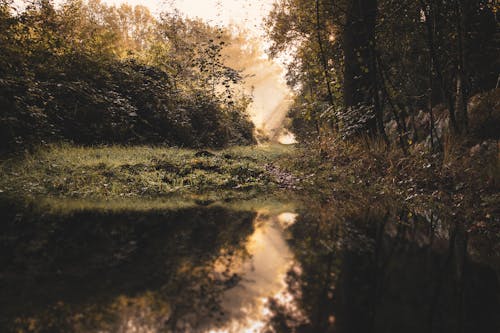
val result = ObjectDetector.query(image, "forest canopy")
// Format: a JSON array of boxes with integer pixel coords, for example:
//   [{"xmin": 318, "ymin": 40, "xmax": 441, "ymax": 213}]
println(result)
[
  {"xmin": 0, "ymin": 0, "xmax": 257, "ymax": 153},
  {"xmin": 265, "ymin": 0, "xmax": 498, "ymax": 149}
]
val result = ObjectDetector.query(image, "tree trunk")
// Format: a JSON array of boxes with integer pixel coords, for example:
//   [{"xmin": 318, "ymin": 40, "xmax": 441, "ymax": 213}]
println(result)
[
  {"xmin": 316, "ymin": 0, "xmax": 335, "ymax": 108},
  {"xmin": 343, "ymin": 0, "xmax": 379, "ymax": 135},
  {"xmin": 429, "ymin": 56, "xmax": 436, "ymax": 152},
  {"xmin": 420, "ymin": 0, "xmax": 459, "ymax": 134},
  {"xmin": 455, "ymin": 0, "xmax": 468, "ymax": 133}
]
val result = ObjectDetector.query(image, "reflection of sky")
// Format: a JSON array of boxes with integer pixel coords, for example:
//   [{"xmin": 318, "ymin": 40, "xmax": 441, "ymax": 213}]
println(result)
[
  {"xmin": 110, "ymin": 210, "xmax": 304, "ymax": 333},
  {"xmin": 208, "ymin": 211, "xmax": 303, "ymax": 333}
]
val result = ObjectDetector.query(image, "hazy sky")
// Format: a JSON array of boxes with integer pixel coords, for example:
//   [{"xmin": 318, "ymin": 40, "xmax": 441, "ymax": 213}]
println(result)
[{"xmin": 100, "ymin": 0, "xmax": 276, "ymax": 36}]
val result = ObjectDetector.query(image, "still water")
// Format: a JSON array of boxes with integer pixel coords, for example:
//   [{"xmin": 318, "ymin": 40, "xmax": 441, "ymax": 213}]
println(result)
[{"xmin": 0, "ymin": 197, "xmax": 499, "ymax": 332}]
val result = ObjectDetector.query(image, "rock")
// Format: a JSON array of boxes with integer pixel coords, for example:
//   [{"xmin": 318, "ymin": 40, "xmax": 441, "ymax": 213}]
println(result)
[
  {"xmin": 470, "ymin": 144, "xmax": 481, "ymax": 156},
  {"xmin": 470, "ymin": 140, "xmax": 498, "ymax": 157}
]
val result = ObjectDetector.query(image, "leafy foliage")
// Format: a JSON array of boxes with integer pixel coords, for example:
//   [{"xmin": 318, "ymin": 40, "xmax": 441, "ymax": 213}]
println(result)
[
  {"xmin": 265, "ymin": 0, "xmax": 499, "ymax": 146},
  {"xmin": 0, "ymin": 0, "xmax": 256, "ymax": 153}
]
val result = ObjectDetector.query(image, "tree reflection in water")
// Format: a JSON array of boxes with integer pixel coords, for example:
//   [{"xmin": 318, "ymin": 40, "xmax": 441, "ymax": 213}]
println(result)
[
  {"xmin": 267, "ymin": 203, "xmax": 500, "ymax": 333},
  {"xmin": 0, "ymin": 202, "xmax": 258, "ymax": 332},
  {"xmin": 0, "ymin": 198, "xmax": 499, "ymax": 332}
]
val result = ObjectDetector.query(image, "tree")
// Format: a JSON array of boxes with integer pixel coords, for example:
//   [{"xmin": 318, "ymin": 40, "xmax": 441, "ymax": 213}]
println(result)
[
  {"xmin": 265, "ymin": 0, "xmax": 498, "ymax": 146},
  {"xmin": 0, "ymin": 0, "xmax": 256, "ymax": 152}
]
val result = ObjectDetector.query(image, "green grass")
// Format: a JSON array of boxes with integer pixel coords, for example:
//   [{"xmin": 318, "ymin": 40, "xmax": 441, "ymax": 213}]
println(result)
[
  {"xmin": 0, "ymin": 143, "xmax": 296, "ymax": 202},
  {"xmin": 20, "ymin": 193, "xmax": 300, "ymax": 215}
]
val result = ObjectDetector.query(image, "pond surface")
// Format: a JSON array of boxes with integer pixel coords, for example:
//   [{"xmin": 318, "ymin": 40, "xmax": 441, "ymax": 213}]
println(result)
[{"xmin": 0, "ymin": 197, "xmax": 499, "ymax": 332}]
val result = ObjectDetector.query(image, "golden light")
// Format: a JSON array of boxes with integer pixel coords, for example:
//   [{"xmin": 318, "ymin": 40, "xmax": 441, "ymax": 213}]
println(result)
[{"xmin": 100, "ymin": 0, "xmax": 276, "ymax": 35}]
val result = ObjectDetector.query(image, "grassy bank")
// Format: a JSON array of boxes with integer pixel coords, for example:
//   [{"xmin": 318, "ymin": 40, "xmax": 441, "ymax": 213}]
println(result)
[
  {"xmin": 2, "ymin": 138, "xmax": 498, "ymax": 236},
  {"xmin": 0, "ymin": 144, "xmax": 295, "ymax": 204}
]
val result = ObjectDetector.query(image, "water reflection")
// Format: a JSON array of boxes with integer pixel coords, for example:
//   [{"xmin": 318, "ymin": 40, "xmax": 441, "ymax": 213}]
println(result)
[
  {"xmin": 271, "ymin": 205, "xmax": 500, "ymax": 333},
  {"xmin": 208, "ymin": 211, "xmax": 301, "ymax": 333},
  {"xmin": 0, "ymin": 198, "xmax": 499, "ymax": 332}
]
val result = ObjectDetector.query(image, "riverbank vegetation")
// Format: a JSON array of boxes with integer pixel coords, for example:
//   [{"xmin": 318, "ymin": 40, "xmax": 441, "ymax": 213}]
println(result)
[
  {"xmin": 0, "ymin": 0, "xmax": 258, "ymax": 154},
  {"xmin": 265, "ymin": 0, "xmax": 499, "ymax": 232},
  {"xmin": 0, "ymin": 0, "xmax": 498, "ymax": 226},
  {"xmin": 0, "ymin": 144, "xmax": 295, "ymax": 205},
  {"xmin": 0, "ymin": 0, "xmax": 498, "ymax": 230},
  {"xmin": 0, "ymin": 2, "xmax": 499, "ymax": 331}
]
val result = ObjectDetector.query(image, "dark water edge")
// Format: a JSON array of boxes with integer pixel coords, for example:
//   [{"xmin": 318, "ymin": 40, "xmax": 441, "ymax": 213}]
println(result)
[{"xmin": 0, "ymin": 196, "xmax": 499, "ymax": 333}]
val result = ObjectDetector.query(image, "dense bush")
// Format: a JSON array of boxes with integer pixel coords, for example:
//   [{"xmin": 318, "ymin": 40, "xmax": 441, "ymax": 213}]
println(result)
[{"xmin": 0, "ymin": 1, "xmax": 255, "ymax": 154}]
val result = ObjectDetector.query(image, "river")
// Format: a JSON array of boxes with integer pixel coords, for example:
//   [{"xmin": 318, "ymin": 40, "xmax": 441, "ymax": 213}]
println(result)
[{"xmin": 0, "ymin": 195, "xmax": 499, "ymax": 332}]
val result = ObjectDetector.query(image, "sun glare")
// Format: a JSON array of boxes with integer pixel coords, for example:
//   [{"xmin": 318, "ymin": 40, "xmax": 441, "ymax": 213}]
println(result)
[{"xmin": 96, "ymin": 0, "xmax": 291, "ymax": 138}]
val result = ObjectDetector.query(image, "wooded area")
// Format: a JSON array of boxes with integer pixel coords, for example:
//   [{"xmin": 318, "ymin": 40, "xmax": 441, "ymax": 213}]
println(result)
[
  {"xmin": 266, "ymin": 0, "xmax": 498, "ymax": 148},
  {"xmin": 0, "ymin": 1, "xmax": 499, "ymax": 332},
  {"xmin": 0, "ymin": 0, "xmax": 257, "ymax": 154}
]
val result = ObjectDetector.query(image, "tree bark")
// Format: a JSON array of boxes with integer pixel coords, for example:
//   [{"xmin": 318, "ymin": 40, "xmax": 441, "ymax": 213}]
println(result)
[
  {"xmin": 420, "ymin": 0, "xmax": 459, "ymax": 134},
  {"xmin": 316, "ymin": 0, "xmax": 335, "ymax": 108},
  {"xmin": 455, "ymin": 0, "xmax": 468, "ymax": 133},
  {"xmin": 343, "ymin": 0, "xmax": 379, "ymax": 135}
]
